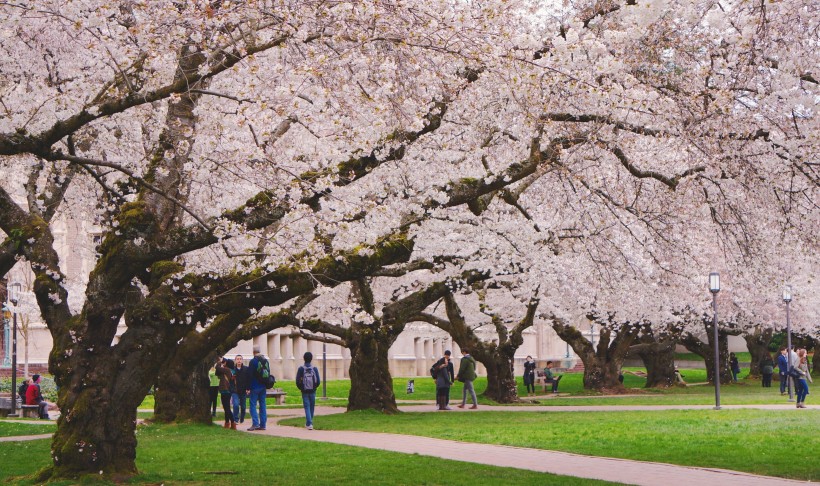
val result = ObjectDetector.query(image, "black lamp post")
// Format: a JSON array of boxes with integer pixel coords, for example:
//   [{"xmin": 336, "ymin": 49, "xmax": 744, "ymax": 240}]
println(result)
[
  {"xmin": 321, "ymin": 333, "xmax": 327, "ymax": 400},
  {"xmin": 783, "ymin": 285, "xmax": 794, "ymax": 402},
  {"xmin": 7, "ymin": 282, "xmax": 21, "ymax": 417},
  {"xmin": 709, "ymin": 272, "xmax": 721, "ymax": 410}
]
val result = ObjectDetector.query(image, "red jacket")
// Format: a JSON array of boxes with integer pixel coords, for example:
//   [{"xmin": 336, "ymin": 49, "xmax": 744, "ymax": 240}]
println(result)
[{"xmin": 25, "ymin": 383, "xmax": 42, "ymax": 405}]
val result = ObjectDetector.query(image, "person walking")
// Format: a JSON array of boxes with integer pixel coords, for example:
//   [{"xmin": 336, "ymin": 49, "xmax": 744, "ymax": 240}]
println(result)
[
  {"xmin": 523, "ymin": 355, "xmax": 537, "ymax": 396},
  {"xmin": 296, "ymin": 352, "xmax": 321, "ymax": 429},
  {"xmin": 231, "ymin": 354, "xmax": 252, "ymax": 424},
  {"xmin": 456, "ymin": 348, "xmax": 478, "ymax": 409},
  {"xmin": 759, "ymin": 355, "xmax": 774, "ymax": 388},
  {"xmin": 215, "ymin": 357, "xmax": 237, "ymax": 429},
  {"xmin": 247, "ymin": 346, "xmax": 269, "ymax": 431},
  {"xmin": 793, "ymin": 349, "xmax": 813, "ymax": 409},
  {"xmin": 434, "ymin": 353, "xmax": 453, "ymax": 410},
  {"xmin": 776, "ymin": 347, "xmax": 789, "ymax": 395},
  {"xmin": 729, "ymin": 353, "xmax": 741, "ymax": 382}
]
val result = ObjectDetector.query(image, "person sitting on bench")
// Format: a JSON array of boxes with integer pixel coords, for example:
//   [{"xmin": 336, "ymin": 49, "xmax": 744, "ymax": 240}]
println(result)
[
  {"xmin": 25, "ymin": 374, "xmax": 50, "ymax": 419},
  {"xmin": 543, "ymin": 361, "xmax": 562, "ymax": 393}
]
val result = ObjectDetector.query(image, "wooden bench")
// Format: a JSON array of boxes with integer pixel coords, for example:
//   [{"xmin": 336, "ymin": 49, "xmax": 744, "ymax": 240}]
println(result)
[
  {"xmin": 535, "ymin": 372, "xmax": 562, "ymax": 393},
  {"xmin": 266, "ymin": 389, "xmax": 287, "ymax": 405}
]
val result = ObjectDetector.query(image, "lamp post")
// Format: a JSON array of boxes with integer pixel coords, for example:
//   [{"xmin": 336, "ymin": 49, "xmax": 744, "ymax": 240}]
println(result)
[
  {"xmin": 783, "ymin": 285, "xmax": 794, "ymax": 402},
  {"xmin": 709, "ymin": 273, "xmax": 721, "ymax": 410},
  {"xmin": 7, "ymin": 282, "xmax": 21, "ymax": 417},
  {"xmin": 590, "ymin": 323, "xmax": 596, "ymax": 348},
  {"xmin": 321, "ymin": 333, "xmax": 327, "ymax": 400}
]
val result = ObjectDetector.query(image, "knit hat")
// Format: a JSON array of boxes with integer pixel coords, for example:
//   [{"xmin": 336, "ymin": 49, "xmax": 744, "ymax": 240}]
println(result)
[{"xmin": 32, "ymin": 374, "xmax": 41, "ymax": 383}]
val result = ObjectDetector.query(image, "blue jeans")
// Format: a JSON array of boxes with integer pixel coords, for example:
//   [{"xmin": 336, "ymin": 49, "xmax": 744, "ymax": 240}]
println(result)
[
  {"xmin": 232, "ymin": 392, "xmax": 246, "ymax": 422},
  {"xmin": 796, "ymin": 379, "xmax": 809, "ymax": 403},
  {"xmin": 248, "ymin": 388, "xmax": 267, "ymax": 428},
  {"xmin": 302, "ymin": 391, "xmax": 316, "ymax": 426}
]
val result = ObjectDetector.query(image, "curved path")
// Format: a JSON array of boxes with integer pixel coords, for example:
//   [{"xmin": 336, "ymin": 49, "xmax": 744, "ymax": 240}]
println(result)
[{"xmin": 246, "ymin": 404, "xmax": 817, "ymax": 486}]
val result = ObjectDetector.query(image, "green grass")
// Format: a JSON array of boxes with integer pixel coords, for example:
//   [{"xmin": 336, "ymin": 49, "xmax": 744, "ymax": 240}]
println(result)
[
  {"xmin": 137, "ymin": 370, "xmax": 804, "ymax": 411},
  {"xmin": 0, "ymin": 423, "xmax": 620, "ymax": 485},
  {"xmin": 281, "ymin": 409, "xmax": 820, "ymax": 481},
  {"xmin": 674, "ymin": 352, "xmax": 753, "ymax": 362},
  {"xmin": 0, "ymin": 421, "xmax": 55, "ymax": 437}
]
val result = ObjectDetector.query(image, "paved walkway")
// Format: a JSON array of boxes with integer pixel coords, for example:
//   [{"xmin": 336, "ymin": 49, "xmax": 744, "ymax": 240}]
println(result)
[
  {"xmin": 238, "ymin": 404, "xmax": 816, "ymax": 486},
  {"xmin": 3, "ymin": 404, "xmax": 817, "ymax": 485}
]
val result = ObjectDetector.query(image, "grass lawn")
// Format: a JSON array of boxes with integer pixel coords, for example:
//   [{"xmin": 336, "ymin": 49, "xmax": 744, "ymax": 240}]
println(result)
[
  {"xmin": 138, "ymin": 370, "xmax": 803, "ymax": 410},
  {"xmin": 675, "ymin": 351, "xmax": 753, "ymax": 362},
  {"xmin": 0, "ymin": 421, "xmax": 56, "ymax": 437},
  {"xmin": 0, "ymin": 423, "xmax": 620, "ymax": 485},
  {"xmin": 281, "ymin": 409, "xmax": 820, "ymax": 481}
]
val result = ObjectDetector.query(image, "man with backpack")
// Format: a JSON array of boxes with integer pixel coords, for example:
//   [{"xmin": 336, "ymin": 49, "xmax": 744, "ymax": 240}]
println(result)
[
  {"xmin": 432, "ymin": 350, "xmax": 455, "ymax": 409},
  {"xmin": 247, "ymin": 346, "xmax": 270, "ymax": 431},
  {"xmin": 296, "ymin": 351, "xmax": 321, "ymax": 430}
]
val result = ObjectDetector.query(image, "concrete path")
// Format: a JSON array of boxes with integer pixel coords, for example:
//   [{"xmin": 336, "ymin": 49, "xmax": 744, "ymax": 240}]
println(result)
[
  {"xmin": 0, "ymin": 433, "xmax": 52, "ymax": 442},
  {"xmin": 250, "ymin": 422, "xmax": 814, "ymax": 486},
  {"xmin": 236, "ymin": 404, "xmax": 817, "ymax": 486}
]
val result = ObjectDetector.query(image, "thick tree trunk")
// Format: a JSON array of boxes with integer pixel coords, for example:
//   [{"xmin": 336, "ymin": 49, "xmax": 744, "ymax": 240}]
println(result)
[
  {"xmin": 681, "ymin": 327, "xmax": 732, "ymax": 384},
  {"xmin": 43, "ymin": 348, "xmax": 151, "ymax": 480},
  {"xmin": 152, "ymin": 359, "xmax": 212, "ymax": 424},
  {"xmin": 813, "ymin": 337, "xmax": 820, "ymax": 376},
  {"xmin": 480, "ymin": 352, "xmax": 518, "ymax": 403},
  {"xmin": 632, "ymin": 340, "xmax": 676, "ymax": 388},
  {"xmin": 347, "ymin": 330, "xmax": 398, "ymax": 413},
  {"xmin": 743, "ymin": 327, "xmax": 773, "ymax": 378},
  {"xmin": 552, "ymin": 318, "xmax": 637, "ymax": 392}
]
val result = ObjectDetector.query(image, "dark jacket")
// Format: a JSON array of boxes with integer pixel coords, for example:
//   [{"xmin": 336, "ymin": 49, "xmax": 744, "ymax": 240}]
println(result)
[
  {"xmin": 457, "ymin": 355, "xmax": 477, "ymax": 382},
  {"xmin": 233, "ymin": 364, "xmax": 253, "ymax": 393},
  {"xmin": 776, "ymin": 353, "xmax": 789, "ymax": 374},
  {"xmin": 435, "ymin": 357, "xmax": 455, "ymax": 383}
]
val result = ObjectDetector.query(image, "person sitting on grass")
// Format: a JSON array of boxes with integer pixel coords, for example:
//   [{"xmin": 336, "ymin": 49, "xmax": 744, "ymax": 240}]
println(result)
[
  {"xmin": 674, "ymin": 366, "xmax": 686, "ymax": 385},
  {"xmin": 543, "ymin": 361, "xmax": 561, "ymax": 393}
]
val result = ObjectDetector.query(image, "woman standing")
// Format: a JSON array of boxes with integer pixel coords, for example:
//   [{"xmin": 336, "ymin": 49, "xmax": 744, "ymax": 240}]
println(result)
[
  {"xmin": 523, "ymin": 356, "xmax": 537, "ymax": 396},
  {"xmin": 729, "ymin": 353, "xmax": 741, "ymax": 382},
  {"xmin": 215, "ymin": 357, "xmax": 237, "ymax": 428},
  {"xmin": 793, "ymin": 349, "xmax": 813, "ymax": 409}
]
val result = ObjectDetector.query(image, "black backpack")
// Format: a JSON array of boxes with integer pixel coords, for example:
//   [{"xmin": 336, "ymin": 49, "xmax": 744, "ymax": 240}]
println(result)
[
  {"xmin": 18, "ymin": 382, "xmax": 28, "ymax": 399},
  {"xmin": 430, "ymin": 364, "xmax": 439, "ymax": 379}
]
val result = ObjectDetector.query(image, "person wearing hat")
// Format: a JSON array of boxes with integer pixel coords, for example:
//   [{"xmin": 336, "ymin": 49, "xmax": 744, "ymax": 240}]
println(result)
[
  {"xmin": 25, "ymin": 374, "xmax": 50, "ymax": 419},
  {"xmin": 247, "ymin": 345, "xmax": 268, "ymax": 431}
]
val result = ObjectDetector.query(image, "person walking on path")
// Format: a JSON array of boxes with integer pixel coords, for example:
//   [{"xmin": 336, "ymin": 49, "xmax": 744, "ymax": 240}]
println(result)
[
  {"xmin": 793, "ymin": 349, "xmax": 812, "ymax": 409},
  {"xmin": 523, "ymin": 356, "xmax": 537, "ymax": 396},
  {"xmin": 215, "ymin": 357, "xmax": 237, "ymax": 429},
  {"xmin": 435, "ymin": 353, "xmax": 454, "ymax": 410},
  {"xmin": 729, "ymin": 353, "xmax": 741, "ymax": 382},
  {"xmin": 208, "ymin": 366, "xmax": 219, "ymax": 416},
  {"xmin": 296, "ymin": 351, "xmax": 321, "ymax": 430},
  {"xmin": 759, "ymin": 355, "xmax": 774, "ymax": 388},
  {"xmin": 232, "ymin": 354, "xmax": 252, "ymax": 424},
  {"xmin": 776, "ymin": 347, "xmax": 789, "ymax": 395},
  {"xmin": 457, "ymin": 348, "xmax": 478, "ymax": 409},
  {"xmin": 247, "ymin": 346, "xmax": 269, "ymax": 431},
  {"xmin": 433, "ymin": 350, "xmax": 455, "ymax": 408},
  {"xmin": 24, "ymin": 374, "xmax": 50, "ymax": 419}
]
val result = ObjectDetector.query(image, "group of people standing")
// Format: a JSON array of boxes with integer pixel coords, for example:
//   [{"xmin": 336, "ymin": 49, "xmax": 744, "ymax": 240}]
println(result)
[
  {"xmin": 209, "ymin": 346, "xmax": 321, "ymax": 431},
  {"xmin": 772, "ymin": 346, "xmax": 813, "ymax": 408},
  {"xmin": 433, "ymin": 349, "xmax": 479, "ymax": 410}
]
